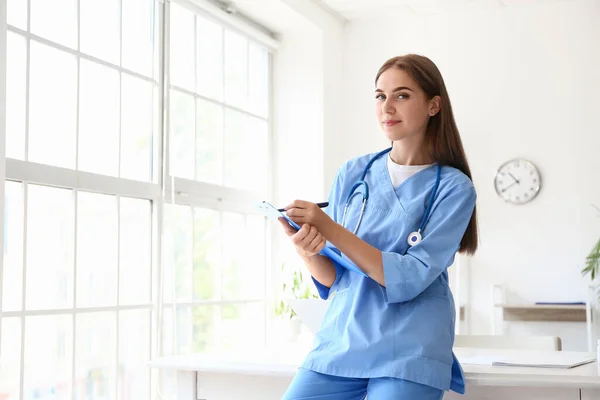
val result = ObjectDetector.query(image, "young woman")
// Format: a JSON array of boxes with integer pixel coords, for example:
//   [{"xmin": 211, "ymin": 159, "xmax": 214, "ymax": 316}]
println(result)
[{"xmin": 278, "ymin": 54, "xmax": 478, "ymax": 400}]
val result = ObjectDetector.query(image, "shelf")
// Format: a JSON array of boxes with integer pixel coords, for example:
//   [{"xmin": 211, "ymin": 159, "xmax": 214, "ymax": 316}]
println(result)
[{"xmin": 500, "ymin": 304, "xmax": 587, "ymax": 322}]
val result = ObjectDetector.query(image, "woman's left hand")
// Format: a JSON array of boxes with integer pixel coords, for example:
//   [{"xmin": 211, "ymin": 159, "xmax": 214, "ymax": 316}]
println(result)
[{"xmin": 283, "ymin": 200, "xmax": 334, "ymax": 232}]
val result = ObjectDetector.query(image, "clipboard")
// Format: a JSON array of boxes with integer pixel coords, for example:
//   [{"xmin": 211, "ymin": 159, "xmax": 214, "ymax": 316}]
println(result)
[{"xmin": 255, "ymin": 201, "xmax": 367, "ymax": 277}]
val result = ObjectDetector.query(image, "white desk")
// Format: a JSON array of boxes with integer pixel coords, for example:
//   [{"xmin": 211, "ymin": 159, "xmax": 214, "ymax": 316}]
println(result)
[{"xmin": 149, "ymin": 346, "xmax": 600, "ymax": 400}]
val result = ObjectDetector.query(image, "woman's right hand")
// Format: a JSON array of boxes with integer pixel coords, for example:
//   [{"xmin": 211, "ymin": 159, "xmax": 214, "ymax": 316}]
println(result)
[{"xmin": 278, "ymin": 218, "xmax": 326, "ymax": 258}]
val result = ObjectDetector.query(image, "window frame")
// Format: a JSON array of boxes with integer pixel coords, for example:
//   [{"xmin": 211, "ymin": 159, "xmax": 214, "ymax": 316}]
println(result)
[
  {"xmin": 0, "ymin": 0, "xmax": 278, "ymax": 398},
  {"xmin": 159, "ymin": 0, "xmax": 276, "ymax": 356}
]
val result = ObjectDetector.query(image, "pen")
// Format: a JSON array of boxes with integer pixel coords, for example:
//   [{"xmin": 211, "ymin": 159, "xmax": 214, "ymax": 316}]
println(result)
[{"xmin": 278, "ymin": 202, "xmax": 329, "ymax": 212}]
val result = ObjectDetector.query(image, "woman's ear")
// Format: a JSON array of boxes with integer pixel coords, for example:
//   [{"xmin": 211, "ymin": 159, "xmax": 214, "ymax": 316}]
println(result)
[{"xmin": 429, "ymin": 96, "xmax": 441, "ymax": 116}]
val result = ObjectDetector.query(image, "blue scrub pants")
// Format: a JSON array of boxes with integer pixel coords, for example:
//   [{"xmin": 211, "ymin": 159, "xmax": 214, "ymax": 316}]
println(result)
[{"xmin": 282, "ymin": 368, "xmax": 444, "ymax": 400}]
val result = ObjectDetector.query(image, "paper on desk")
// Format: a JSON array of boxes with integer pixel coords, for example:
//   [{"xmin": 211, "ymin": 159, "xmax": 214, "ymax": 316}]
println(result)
[
  {"xmin": 459, "ymin": 356, "xmax": 503, "ymax": 366},
  {"xmin": 460, "ymin": 353, "xmax": 596, "ymax": 369},
  {"xmin": 491, "ymin": 353, "xmax": 596, "ymax": 369}
]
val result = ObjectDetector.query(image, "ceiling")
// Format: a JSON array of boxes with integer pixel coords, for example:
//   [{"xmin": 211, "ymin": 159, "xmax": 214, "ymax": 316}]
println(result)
[
  {"xmin": 316, "ymin": 0, "xmax": 576, "ymax": 20},
  {"xmin": 226, "ymin": 0, "xmax": 314, "ymax": 32}
]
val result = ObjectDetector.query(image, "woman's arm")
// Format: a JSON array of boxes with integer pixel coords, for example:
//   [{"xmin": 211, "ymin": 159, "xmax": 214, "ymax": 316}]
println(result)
[
  {"xmin": 284, "ymin": 200, "xmax": 386, "ymax": 286},
  {"xmin": 319, "ymin": 221, "xmax": 386, "ymax": 286},
  {"xmin": 284, "ymin": 186, "xmax": 476, "ymax": 299},
  {"xmin": 278, "ymin": 219, "xmax": 337, "ymax": 288}
]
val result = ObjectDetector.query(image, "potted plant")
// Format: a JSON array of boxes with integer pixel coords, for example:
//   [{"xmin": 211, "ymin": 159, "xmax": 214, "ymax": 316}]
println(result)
[
  {"xmin": 274, "ymin": 263, "xmax": 318, "ymax": 340},
  {"xmin": 582, "ymin": 204, "xmax": 600, "ymax": 301},
  {"xmin": 582, "ymin": 238, "xmax": 600, "ymax": 301}
]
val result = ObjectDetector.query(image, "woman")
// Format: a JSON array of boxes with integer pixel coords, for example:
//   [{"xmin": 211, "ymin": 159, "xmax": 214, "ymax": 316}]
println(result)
[{"xmin": 278, "ymin": 54, "xmax": 478, "ymax": 399}]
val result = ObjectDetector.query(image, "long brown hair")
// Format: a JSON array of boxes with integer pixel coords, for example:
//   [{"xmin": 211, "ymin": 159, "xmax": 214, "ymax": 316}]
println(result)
[{"xmin": 376, "ymin": 54, "xmax": 478, "ymax": 255}]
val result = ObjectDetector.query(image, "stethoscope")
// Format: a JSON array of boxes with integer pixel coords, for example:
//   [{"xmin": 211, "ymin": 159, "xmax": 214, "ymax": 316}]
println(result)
[{"xmin": 340, "ymin": 147, "xmax": 442, "ymax": 247}]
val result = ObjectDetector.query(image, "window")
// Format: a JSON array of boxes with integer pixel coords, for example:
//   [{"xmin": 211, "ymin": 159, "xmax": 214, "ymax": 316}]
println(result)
[
  {"xmin": 1, "ymin": 0, "xmax": 274, "ymax": 399},
  {"xmin": 2, "ymin": 0, "xmax": 158, "ymax": 399},
  {"xmin": 161, "ymin": 1, "xmax": 271, "ymax": 357}
]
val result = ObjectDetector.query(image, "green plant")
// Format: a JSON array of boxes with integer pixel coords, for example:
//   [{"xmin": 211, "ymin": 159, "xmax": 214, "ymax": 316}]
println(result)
[
  {"xmin": 582, "ymin": 204, "xmax": 600, "ymax": 301},
  {"xmin": 582, "ymin": 238, "xmax": 600, "ymax": 301},
  {"xmin": 274, "ymin": 264, "xmax": 318, "ymax": 320}
]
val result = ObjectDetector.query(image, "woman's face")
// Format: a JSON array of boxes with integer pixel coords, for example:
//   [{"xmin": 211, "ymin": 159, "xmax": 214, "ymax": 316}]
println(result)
[{"xmin": 375, "ymin": 68, "xmax": 439, "ymax": 142}]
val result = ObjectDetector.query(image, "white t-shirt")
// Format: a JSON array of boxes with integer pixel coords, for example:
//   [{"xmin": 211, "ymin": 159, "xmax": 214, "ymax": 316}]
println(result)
[{"xmin": 387, "ymin": 153, "xmax": 433, "ymax": 188}]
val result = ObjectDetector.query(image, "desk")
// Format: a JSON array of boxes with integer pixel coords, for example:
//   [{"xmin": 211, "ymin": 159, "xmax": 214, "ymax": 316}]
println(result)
[{"xmin": 149, "ymin": 347, "xmax": 600, "ymax": 400}]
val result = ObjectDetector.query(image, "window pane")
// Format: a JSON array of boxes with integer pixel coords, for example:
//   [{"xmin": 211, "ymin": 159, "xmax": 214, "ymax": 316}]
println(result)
[
  {"xmin": 0, "ymin": 318, "xmax": 21, "ymax": 400},
  {"xmin": 3, "ymin": 181, "xmax": 24, "ymax": 312},
  {"xmin": 195, "ymin": 99, "xmax": 223, "ymax": 185},
  {"xmin": 29, "ymin": 42, "xmax": 77, "ymax": 169},
  {"xmin": 224, "ymin": 30, "xmax": 248, "ymax": 110},
  {"xmin": 160, "ymin": 307, "xmax": 174, "ymax": 356},
  {"xmin": 80, "ymin": 0, "xmax": 120, "ymax": 64},
  {"xmin": 74, "ymin": 312, "xmax": 117, "ymax": 400},
  {"xmin": 120, "ymin": 74, "xmax": 153, "ymax": 182},
  {"xmin": 30, "ymin": 0, "xmax": 77, "ymax": 49},
  {"xmin": 78, "ymin": 60, "xmax": 120, "ymax": 176},
  {"xmin": 191, "ymin": 305, "xmax": 217, "ymax": 353},
  {"xmin": 244, "ymin": 214, "xmax": 267, "ymax": 296},
  {"xmin": 193, "ymin": 208, "xmax": 220, "ymax": 301},
  {"xmin": 221, "ymin": 213, "xmax": 266, "ymax": 300},
  {"xmin": 119, "ymin": 197, "xmax": 151, "ymax": 305},
  {"xmin": 76, "ymin": 192, "xmax": 118, "ymax": 308},
  {"xmin": 24, "ymin": 315, "xmax": 73, "ymax": 400},
  {"xmin": 169, "ymin": 90, "xmax": 195, "ymax": 180},
  {"xmin": 221, "ymin": 212, "xmax": 244, "ymax": 300},
  {"xmin": 164, "ymin": 204, "xmax": 193, "ymax": 303},
  {"xmin": 26, "ymin": 185, "xmax": 74, "ymax": 310},
  {"xmin": 221, "ymin": 302, "xmax": 265, "ymax": 353},
  {"xmin": 175, "ymin": 307, "xmax": 193, "ymax": 354},
  {"xmin": 223, "ymin": 110, "xmax": 268, "ymax": 193},
  {"xmin": 7, "ymin": 0, "xmax": 27, "ymax": 30},
  {"xmin": 169, "ymin": 3, "xmax": 195, "ymax": 91},
  {"xmin": 5, "ymin": 32, "xmax": 26, "ymax": 160},
  {"xmin": 196, "ymin": 15, "xmax": 222, "ymax": 100},
  {"xmin": 122, "ymin": 0, "xmax": 156, "ymax": 77},
  {"xmin": 118, "ymin": 309, "xmax": 150, "ymax": 400},
  {"xmin": 248, "ymin": 43, "xmax": 269, "ymax": 118}
]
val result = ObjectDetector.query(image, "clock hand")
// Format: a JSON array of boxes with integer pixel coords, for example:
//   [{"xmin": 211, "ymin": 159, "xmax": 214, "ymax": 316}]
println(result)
[
  {"xmin": 508, "ymin": 172, "xmax": 520, "ymax": 184},
  {"xmin": 501, "ymin": 181, "xmax": 518, "ymax": 193}
]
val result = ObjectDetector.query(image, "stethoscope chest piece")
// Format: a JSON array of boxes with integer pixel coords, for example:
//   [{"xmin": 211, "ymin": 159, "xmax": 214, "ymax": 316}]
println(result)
[{"xmin": 407, "ymin": 230, "xmax": 422, "ymax": 246}]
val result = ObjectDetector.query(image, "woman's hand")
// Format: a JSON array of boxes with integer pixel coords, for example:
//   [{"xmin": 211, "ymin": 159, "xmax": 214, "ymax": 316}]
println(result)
[
  {"xmin": 282, "ymin": 200, "xmax": 334, "ymax": 232},
  {"xmin": 278, "ymin": 218, "xmax": 326, "ymax": 258}
]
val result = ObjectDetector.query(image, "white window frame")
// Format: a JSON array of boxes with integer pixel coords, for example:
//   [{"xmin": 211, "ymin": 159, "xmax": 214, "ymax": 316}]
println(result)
[
  {"xmin": 0, "ymin": 0, "xmax": 278, "ymax": 398},
  {"xmin": 1, "ymin": 0, "xmax": 165, "ymax": 397},
  {"xmin": 159, "ymin": 0, "xmax": 277, "ymax": 356}
]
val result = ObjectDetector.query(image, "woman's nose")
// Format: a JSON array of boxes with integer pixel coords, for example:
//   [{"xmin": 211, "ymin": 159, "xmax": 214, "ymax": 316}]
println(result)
[{"xmin": 382, "ymin": 99, "xmax": 395, "ymax": 114}]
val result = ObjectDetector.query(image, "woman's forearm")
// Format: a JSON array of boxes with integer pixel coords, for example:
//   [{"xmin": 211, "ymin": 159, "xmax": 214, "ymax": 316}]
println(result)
[
  {"xmin": 320, "ymin": 221, "xmax": 385, "ymax": 286},
  {"xmin": 300, "ymin": 253, "xmax": 337, "ymax": 288}
]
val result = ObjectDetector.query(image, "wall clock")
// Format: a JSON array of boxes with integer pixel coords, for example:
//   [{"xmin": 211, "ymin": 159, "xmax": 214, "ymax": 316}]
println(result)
[{"xmin": 493, "ymin": 158, "xmax": 541, "ymax": 205}]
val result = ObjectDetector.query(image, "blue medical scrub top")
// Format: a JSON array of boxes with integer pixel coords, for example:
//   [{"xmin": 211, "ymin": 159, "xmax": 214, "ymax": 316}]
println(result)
[{"xmin": 302, "ymin": 152, "xmax": 476, "ymax": 394}]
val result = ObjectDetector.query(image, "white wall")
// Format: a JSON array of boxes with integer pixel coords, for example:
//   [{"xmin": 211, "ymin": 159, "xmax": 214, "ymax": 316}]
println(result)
[
  {"xmin": 0, "ymin": 0, "xmax": 7, "ymax": 359},
  {"xmin": 340, "ymin": 0, "xmax": 600, "ymax": 350},
  {"xmin": 269, "ymin": 0, "xmax": 345, "ymax": 318}
]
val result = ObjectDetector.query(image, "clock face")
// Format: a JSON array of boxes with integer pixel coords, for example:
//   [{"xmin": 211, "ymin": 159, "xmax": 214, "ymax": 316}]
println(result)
[{"xmin": 494, "ymin": 159, "xmax": 541, "ymax": 204}]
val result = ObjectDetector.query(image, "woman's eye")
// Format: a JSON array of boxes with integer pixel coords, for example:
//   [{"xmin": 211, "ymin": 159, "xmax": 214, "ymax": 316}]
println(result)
[
  {"xmin": 397, "ymin": 93, "xmax": 409, "ymax": 99},
  {"xmin": 375, "ymin": 94, "xmax": 385, "ymax": 100}
]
